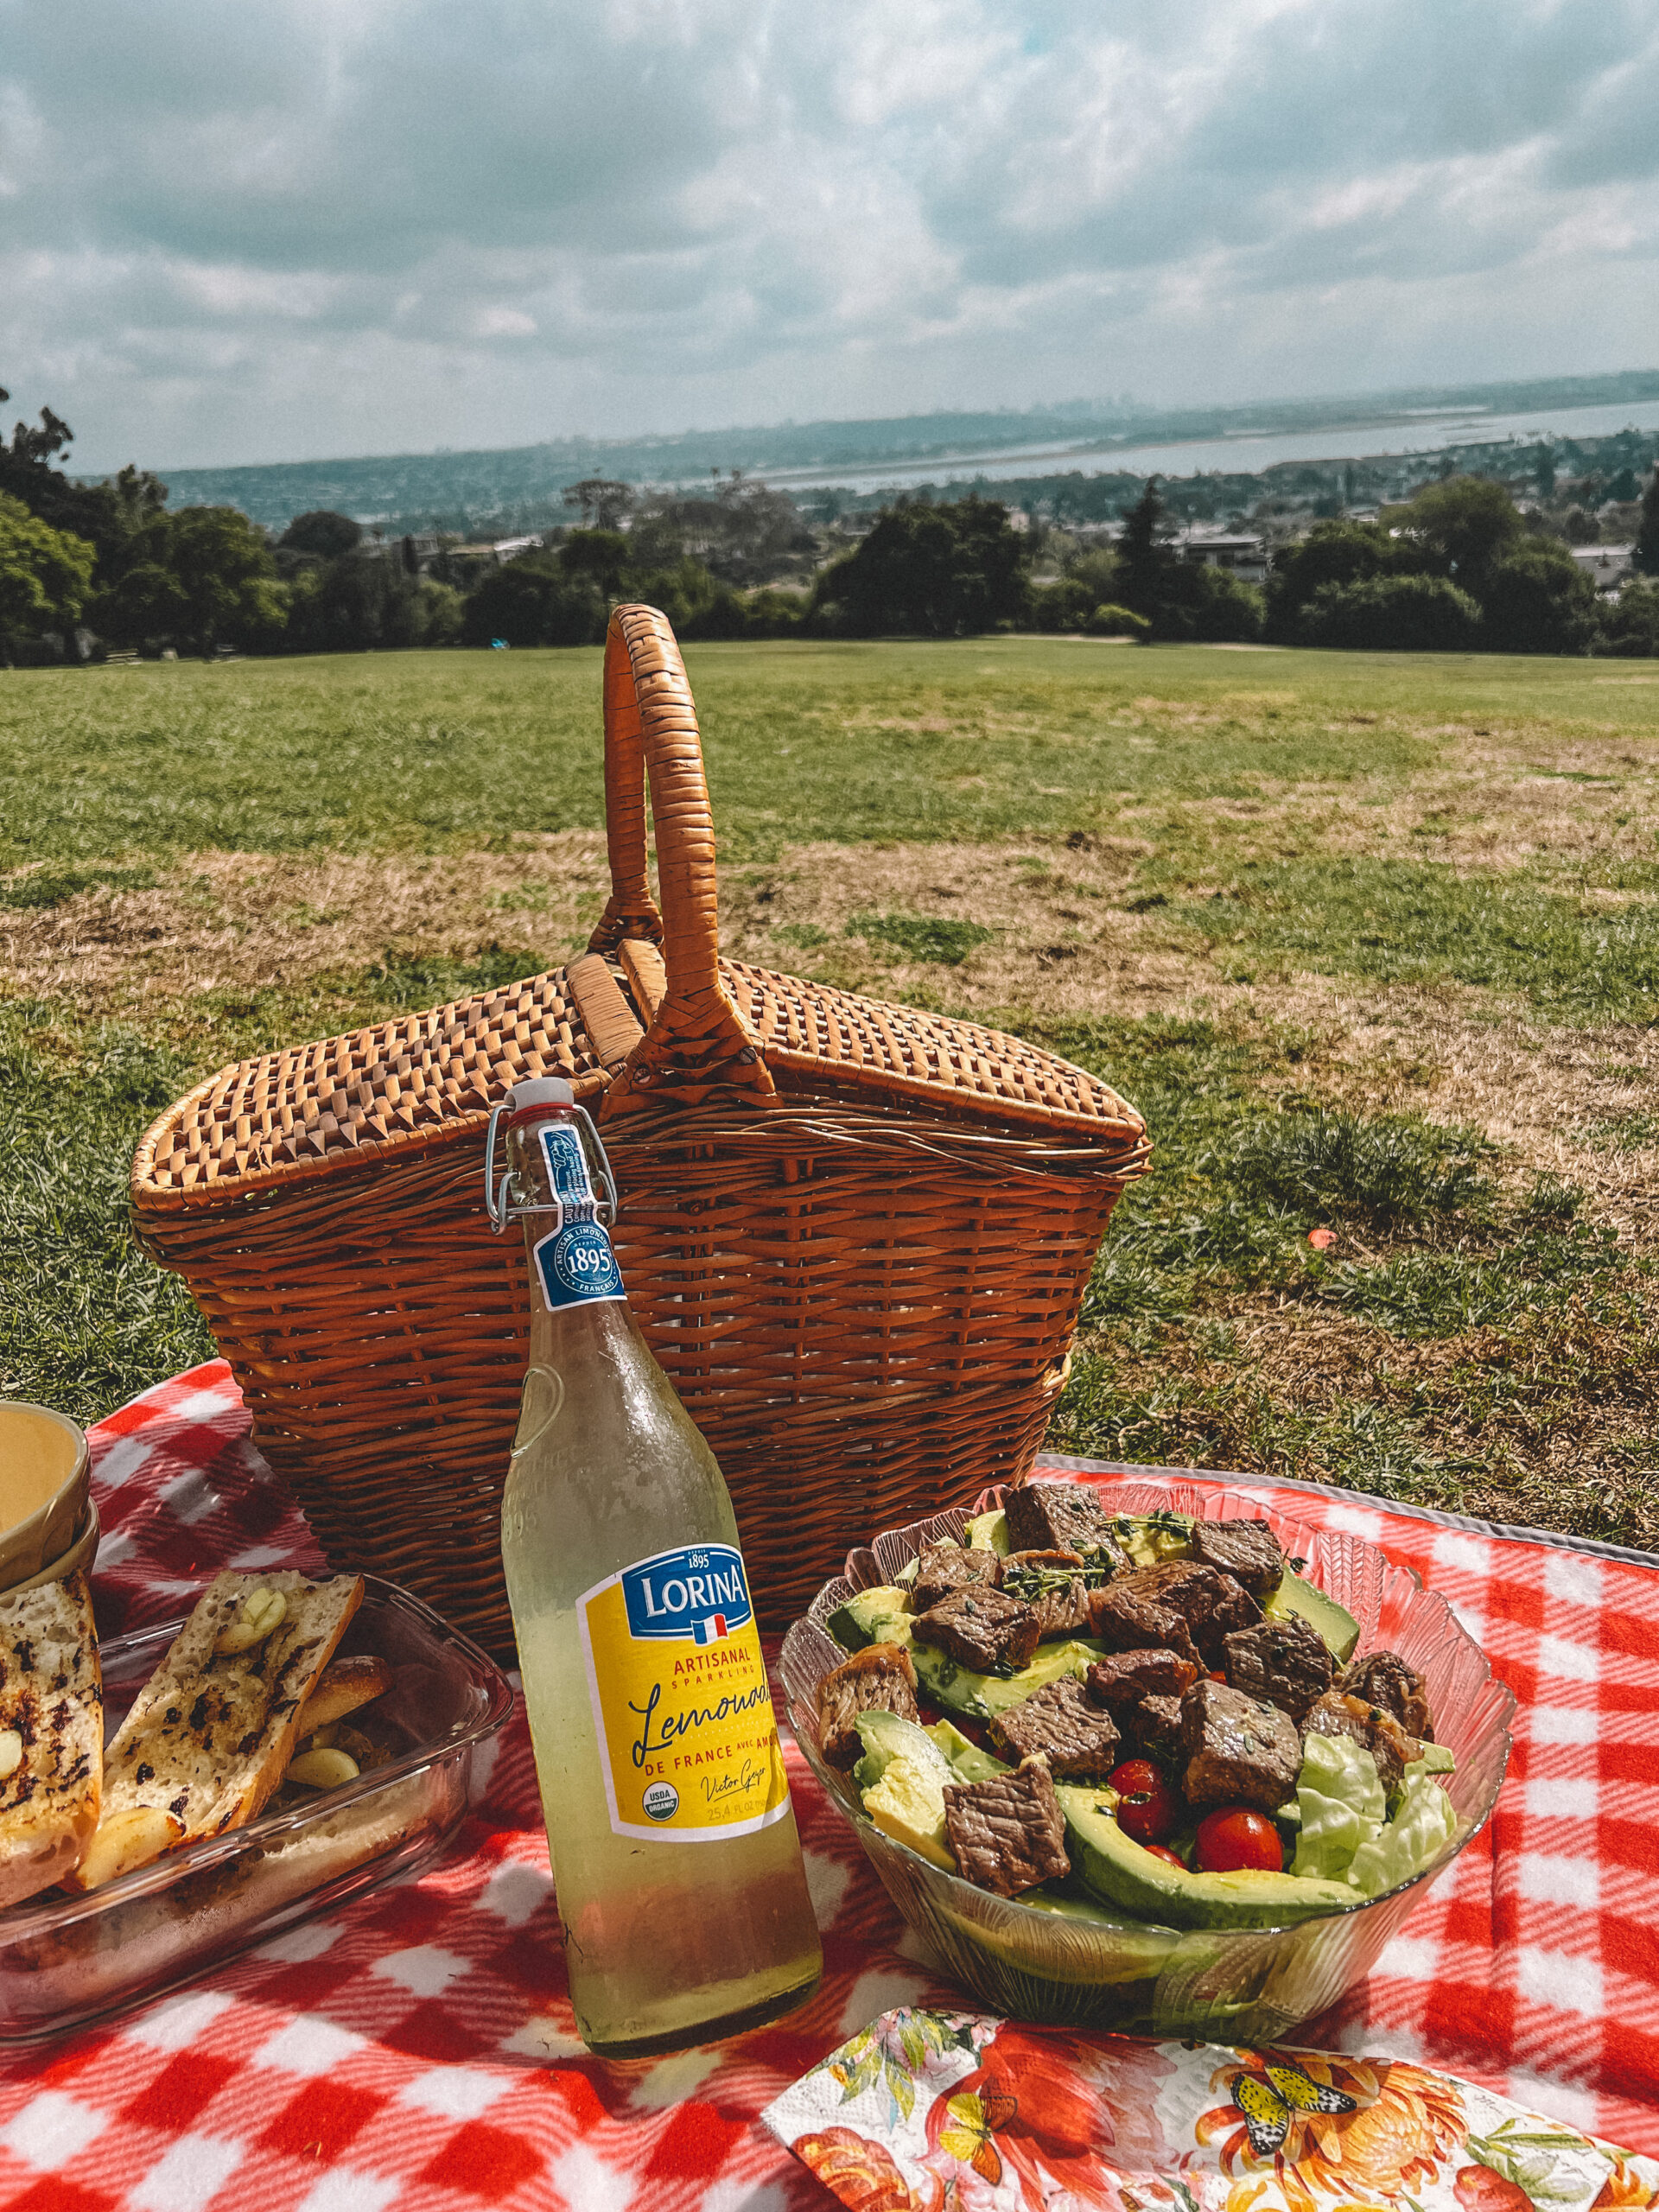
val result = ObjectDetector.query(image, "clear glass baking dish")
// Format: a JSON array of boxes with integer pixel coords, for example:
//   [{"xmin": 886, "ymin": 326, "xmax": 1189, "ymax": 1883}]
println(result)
[
  {"xmin": 780, "ymin": 1481, "xmax": 1514, "ymax": 2044},
  {"xmin": 0, "ymin": 1574, "xmax": 515, "ymax": 2042}
]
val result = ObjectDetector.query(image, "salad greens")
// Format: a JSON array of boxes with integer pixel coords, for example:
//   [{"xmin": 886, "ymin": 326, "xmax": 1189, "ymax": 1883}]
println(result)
[{"xmin": 1292, "ymin": 1732, "xmax": 1459, "ymax": 1895}]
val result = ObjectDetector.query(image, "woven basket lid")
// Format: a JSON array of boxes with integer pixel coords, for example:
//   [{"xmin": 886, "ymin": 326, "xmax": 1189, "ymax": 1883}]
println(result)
[{"xmin": 133, "ymin": 607, "xmax": 1147, "ymax": 1211}]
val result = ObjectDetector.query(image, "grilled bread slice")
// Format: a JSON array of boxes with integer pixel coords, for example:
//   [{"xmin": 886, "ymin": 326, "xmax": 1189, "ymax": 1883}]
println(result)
[
  {"xmin": 62, "ymin": 1570, "xmax": 363, "ymax": 1892},
  {"xmin": 0, "ymin": 1571, "xmax": 103, "ymax": 1908}
]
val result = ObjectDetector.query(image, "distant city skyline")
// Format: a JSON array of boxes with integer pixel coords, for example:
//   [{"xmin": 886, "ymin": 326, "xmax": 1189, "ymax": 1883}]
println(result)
[{"xmin": 4, "ymin": 0, "xmax": 1658, "ymax": 474}]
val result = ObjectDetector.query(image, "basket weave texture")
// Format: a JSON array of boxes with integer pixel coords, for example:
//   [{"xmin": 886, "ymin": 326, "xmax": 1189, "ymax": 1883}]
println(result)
[{"xmin": 132, "ymin": 607, "xmax": 1149, "ymax": 1649}]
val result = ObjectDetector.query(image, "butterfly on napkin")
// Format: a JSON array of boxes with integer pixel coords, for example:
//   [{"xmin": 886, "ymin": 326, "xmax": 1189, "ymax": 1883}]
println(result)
[
  {"xmin": 936, "ymin": 2088, "xmax": 1020, "ymax": 2184},
  {"xmin": 1231, "ymin": 2060, "xmax": 1357, "ymax": 2157}
]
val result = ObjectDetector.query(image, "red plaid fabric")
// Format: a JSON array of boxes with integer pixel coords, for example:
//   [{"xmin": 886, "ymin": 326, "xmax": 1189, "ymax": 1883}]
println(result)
[{"xmin": 0, "ymin": 1365, "xmax": 1651, "ymax": 2212}]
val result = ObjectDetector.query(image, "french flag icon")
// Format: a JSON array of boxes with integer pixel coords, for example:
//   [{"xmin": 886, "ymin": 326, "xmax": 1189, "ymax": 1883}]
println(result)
[{"xmin": 694, "ymin": 1615, "xmax": 730, "ymax": 1645}]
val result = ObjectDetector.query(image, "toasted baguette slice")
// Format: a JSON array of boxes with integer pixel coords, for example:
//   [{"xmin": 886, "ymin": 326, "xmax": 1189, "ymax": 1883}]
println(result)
[
  {"xmin": 62, "ymin": 1570, "xmax": 363, "ymax": 1892},
  {"xmin": 0, "ymin": 1571, "xmax": 103, "ymax": 1909},
  {"xmin": 295, "ymin": 1656, "xmax": 393, "ymax": 1740}
]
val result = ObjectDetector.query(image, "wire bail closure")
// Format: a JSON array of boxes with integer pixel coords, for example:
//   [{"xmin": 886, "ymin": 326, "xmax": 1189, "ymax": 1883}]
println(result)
[{"xmin": 484, "ymin": 1096, "xmax": 620, "ymax": 1234}]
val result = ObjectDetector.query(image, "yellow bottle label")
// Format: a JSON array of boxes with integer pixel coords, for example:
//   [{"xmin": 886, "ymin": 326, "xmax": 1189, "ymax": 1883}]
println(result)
[{"xmin": 576, "ymin": 1543, "xmax": 791, "ymax": 1842}]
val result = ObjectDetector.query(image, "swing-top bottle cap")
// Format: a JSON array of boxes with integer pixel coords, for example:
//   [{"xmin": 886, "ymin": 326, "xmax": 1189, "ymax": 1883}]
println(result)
[{"xmin": 504, "ymin": 1077, "xmax": 575, "ymax": 1111}]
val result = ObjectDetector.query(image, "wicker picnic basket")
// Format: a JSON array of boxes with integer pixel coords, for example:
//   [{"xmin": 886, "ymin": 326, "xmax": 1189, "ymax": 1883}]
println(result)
[{"xmin": 131, "ymin": 605, "xmax": 1150, "ymax": 1652}]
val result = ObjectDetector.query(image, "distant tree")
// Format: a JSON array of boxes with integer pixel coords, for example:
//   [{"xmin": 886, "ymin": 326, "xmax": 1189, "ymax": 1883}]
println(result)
[
  {"xmin": 1389, "ymin": 475, "xmax": 1523, "ymax": 592},
  {"xmin": 279, "ymin": 510, "xmax": 362, "ymax": 559},
  {"xmin": 1299, "ymin": 574, "xmax": 1483, "ymax": 652},
  {"xmin": 152, "ymin": 507, "xmax": 288, "ymax": 653},
  {"xmin": 1116, "ymin": 479, "xmax": 1178, "ymax": 613},
  {"xmin": 562, "ymin": 479, "xmax": 634, "ymax": 531},
  {"xmin": 1030, "ymin": 549, "xmax": 1124, "ymax": 632},
  {"xmin": 0, "ymin": 491, "xmax": 97, "ymax": 649},
  {"xmin": 1480, "ymin": 541, "xmax": 1599, "ymax": 655},
  {"xmin": 809, "ymin": 496, "xmax": 1027, "ymax": 636},
  {"xmin": 1636, "ymin": 467, "xmax": 1659, "ymax": 578},
  {"xmin": 1598, "ymin": 577, "xmax": 1659, "ymax": 658},
  {"xmin": 0, "ymin": 389, "xmax": 168, "ymax": 569},
  {"xmin": 460, "ymin": 550, "xmax": 607, "ymax": 648},
  {"xmin": 1535, "ymin": 444, "xmax": 1557, "ymax": 499},
  {"xmin": 94, "ymin": 560, "xmax": 188, "ymax": 646},
  {"xmin": 629, "ymin": 475, "xmax": 813, "ymax": 586},
  {"xmin": 1111, "ymin": 480, "xmax": 1262, "ymax": 641},
  {"xmin": 559, "ymin": 529, "xmax": 632, "ymax": 594},
  {"xmin": 283, "ymin": 552, "xmax": 432, "ymax": 653},
  {"xmin": 1267, "ymin": 518, "xmax": 1414, "ymax": 639}
]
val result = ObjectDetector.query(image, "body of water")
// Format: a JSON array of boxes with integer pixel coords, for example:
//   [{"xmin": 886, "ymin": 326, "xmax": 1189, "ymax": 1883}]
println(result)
[{"xmin": 759, "ymin": 397, "xmax": 1659, "ymax": 494}]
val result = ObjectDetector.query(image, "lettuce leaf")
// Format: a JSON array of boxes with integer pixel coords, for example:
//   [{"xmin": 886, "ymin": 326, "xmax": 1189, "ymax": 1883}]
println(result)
[
  {"xmin": 1290, "ymin": 1732, "xmax": 1385, "ymax": 1882},
  {"xmin": 1347, "ymin": 1758, "xmax": 1460, "ymax": 1896}
]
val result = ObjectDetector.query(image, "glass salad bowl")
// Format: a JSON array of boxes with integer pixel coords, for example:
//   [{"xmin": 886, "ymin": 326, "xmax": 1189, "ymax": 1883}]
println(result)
[{"xmin": 779, "ymin": 1481, "xmax": 1514, "ymax": 2042}]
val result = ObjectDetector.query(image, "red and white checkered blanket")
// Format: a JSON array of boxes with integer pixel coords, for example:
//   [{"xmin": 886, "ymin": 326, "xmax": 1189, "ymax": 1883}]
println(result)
[{"xmin": 0, "ymin": 1363, "xmax": 1653, "ymax": 2211}]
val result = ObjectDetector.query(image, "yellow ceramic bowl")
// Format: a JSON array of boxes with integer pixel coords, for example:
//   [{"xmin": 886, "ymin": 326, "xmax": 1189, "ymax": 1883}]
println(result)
[
  {"xmin": 6, "ymin": 1499, "xmax": 100, "ymax": 1595},
  {"xmin": 0, "ymin": 1403, "xmax": 92, "ymax": 1594}
]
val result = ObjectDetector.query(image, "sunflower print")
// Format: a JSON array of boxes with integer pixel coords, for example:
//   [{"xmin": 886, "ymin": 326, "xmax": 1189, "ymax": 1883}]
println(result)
[
  {"xmin": 1197, "ymin": 2049, "xmax": 1466, "ymax": 2212},
  {"xmin": 1232, "ymin": 2061, "xmax": 1359, "ymax": 2157}
]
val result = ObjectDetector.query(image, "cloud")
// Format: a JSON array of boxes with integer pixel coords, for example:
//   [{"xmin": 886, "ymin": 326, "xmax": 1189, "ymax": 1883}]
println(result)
[{"xmin": 1, "ymin": 0, "xmax": 1656, "ymax": 468}]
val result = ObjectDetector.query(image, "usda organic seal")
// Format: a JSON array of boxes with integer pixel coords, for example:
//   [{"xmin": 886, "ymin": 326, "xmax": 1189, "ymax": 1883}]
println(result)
[{"xmin": 642, "ymin": 1782, "xmax": 679, "ymax": 1821}]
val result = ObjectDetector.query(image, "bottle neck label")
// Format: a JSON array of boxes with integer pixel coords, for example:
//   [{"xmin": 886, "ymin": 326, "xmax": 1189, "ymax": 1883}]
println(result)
[
  {"xmin": 529, "ymin": 1119, "xmax": 625, "ymax": 1311},
  {"xmin": 576, "ymin": 1542, "xmax": 791, "ymax": 1843},
  {"xmin": 531, "ymin": 1219, "xmax": 624, "ymax": 1311}
]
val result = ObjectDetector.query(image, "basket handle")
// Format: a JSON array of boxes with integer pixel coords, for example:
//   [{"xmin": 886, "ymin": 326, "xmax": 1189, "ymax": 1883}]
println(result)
[{"xmin": 586, "ymin": 604, "xmax": 774, "ymax": 1115}]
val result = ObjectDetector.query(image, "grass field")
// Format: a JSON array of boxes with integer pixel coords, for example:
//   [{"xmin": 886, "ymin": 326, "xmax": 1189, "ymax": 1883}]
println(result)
[{"xmin": 7, "ymin": 636, "xmax": 1659, "ymax": 1543}]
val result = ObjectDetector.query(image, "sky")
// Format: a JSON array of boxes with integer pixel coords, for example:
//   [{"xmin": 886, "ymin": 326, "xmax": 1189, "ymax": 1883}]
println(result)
[{"xmin": 3, "ymin": 0, "xmax": 1658, "ymax": 474}]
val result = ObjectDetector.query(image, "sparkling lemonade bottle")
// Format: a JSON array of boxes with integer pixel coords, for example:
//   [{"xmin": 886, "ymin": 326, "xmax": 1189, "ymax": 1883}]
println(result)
[{"xmin": 488, "ymin": 1077, "xmax": 823, "ymax": 2055}]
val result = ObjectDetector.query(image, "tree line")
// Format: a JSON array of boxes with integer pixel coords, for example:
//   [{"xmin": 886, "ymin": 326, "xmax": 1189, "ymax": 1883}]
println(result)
[{"xmin": 3, "ymin": 386, "xmax": 1657, "ymax": 663}]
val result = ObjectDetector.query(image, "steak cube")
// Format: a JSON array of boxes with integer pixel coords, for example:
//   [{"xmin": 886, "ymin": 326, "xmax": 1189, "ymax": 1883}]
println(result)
[
  {"xmin": 1189, "ymin": 1517, "xmax": 1287, "ymax": 1599},
  {"xmin": 1087, "ymin": 1584, "xmax": 1199, "ymax": 1667},
  {"xmin": 943, "ymin": 1757, "xmax": 1071, "ymax": 1897},
  {"xmin": 1000, "ymin": 1551, "xmax": 1090, "ymax": 1639},
  {"xmin": 913, "ymin": 1586, "xmax": 1040, "ymax": 1676},
  {"xmin": 1222, "ymin": 1617, "xmax": 1335, "ymax": 1722},
  {"xmin": 1179, "ymin": 1679, "xmax": 1302, "ymax": 1812},
  {"xmin": 1304, "ymin": 1689, "xmax": 1421, "ymax": 1796},
  {"xmin": 816, "ymin": 1642, "xmax": 918, "ymax": 1770},
  {"xmin": 910, "ymin": 1542, "xmax": 1001, "ymax": 1614},
  {"xmin": 989, "ymin": 1676, "xmax": 1120, "ymax": 1777},
  {"xmin": 1342, "ymin": 1651, "xmax": 1433, "ymax": 1740},
  {"xmin": 1098, "ymin": 1562, "xmax": 1260, "ymax": 1666},
  {"xmin": 1004, "ymin": 1482, "xmax": 1128, "ymax": 1571},
  {"xmin": 1085, "ymin": 1648, "xmax": 1200, "ymax": 1712},
  {"xmin": 1135, "ymin": 1694, "xmax": 1187, "ymax": 1764},
  {"xmin": 1084, "ymin": 1649, "xmax": 1197, "ymax": 1761},
  {"xmin": 1092, "ymin": 1645, "xmax": 1194, "ymax": 1707}
]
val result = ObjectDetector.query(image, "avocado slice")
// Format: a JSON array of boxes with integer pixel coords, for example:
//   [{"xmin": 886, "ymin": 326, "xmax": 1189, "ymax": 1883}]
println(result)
[
  {"xmin": 963, "ymin": 1509, "xmax": 1009, "ymax": 1554},
  {"xmin": 1055, "ymin": 1783, "xmax": 1362, "ymax": 1929},
  {"xmin": 861, "ymin": 1751, "xmax": 957, "ymax": 1870},
  {"xmin": 1109, "ymin": 1511, "xmax": 1197, "ymax": 1570},
  {"xmin": 824, "ymin": 1586, "xmax": 913, "ymax": 1653},
  {"xmin": 925, "ymin": 1719, "xmax": 1009, "ymax": 1784},
  {"xmin": 912, "ymin": 1635, "xmax": 1105, "ymax": 1721},
  {"xmin": 853, "ymin": 1708, "xmax": 956, "ymax": 1794},
  {"xmin": 1263, "ymin": 1570, "xmax": 1361, "ymax": 1663}
]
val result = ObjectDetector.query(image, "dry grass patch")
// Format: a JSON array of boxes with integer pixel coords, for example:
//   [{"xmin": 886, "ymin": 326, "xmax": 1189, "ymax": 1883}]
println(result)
[{"xmin": 0, "ymin": 837, "xmax": 615, "ymax": 1022}]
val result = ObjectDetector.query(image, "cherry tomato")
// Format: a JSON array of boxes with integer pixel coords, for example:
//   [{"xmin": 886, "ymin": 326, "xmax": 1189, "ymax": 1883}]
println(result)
[
  {"xmin": 1142, "ymin": 1844, "xmax": 1186, "ymax": 1870},
  {"xmin": 1113, "ymin": 1778, "xmax": 1179, "ymax": 1847},
  {"xmin": 1109, "ymin": 1760, "xmax": 1163, "ymax": 1798},
  {"xmin": 1194, "ymin": 1808, "xmax": 1283, "ymax": 1874}
]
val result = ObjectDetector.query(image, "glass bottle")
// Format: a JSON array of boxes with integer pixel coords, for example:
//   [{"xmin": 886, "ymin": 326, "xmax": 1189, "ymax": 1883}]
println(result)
[{"xmin": 488, "ymin": 1077, "xmax": 822, "ymax": 2056}]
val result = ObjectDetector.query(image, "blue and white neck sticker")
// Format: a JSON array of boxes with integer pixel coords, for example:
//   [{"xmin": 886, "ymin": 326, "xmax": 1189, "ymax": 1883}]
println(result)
[
  {"xmin": 539, "ymin": 1122, "xmax": 598, "ymax": 1210},
  {"xmin": 530, "ymin": 1121, "xmax": 622, "ymax": 1309},
  {"xmin": 620, "ymin": 1545, "xmax": 754, "ymax": 1643},
  {"xmin": 531, "ymin": 1217, "xmax": 625, "ymax": 1310}
]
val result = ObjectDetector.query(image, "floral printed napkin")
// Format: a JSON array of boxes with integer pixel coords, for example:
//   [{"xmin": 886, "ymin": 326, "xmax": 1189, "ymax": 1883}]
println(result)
[{"xmin": 762, "ymin": 2009, "xmax": 1659, "ymax": 2212}]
